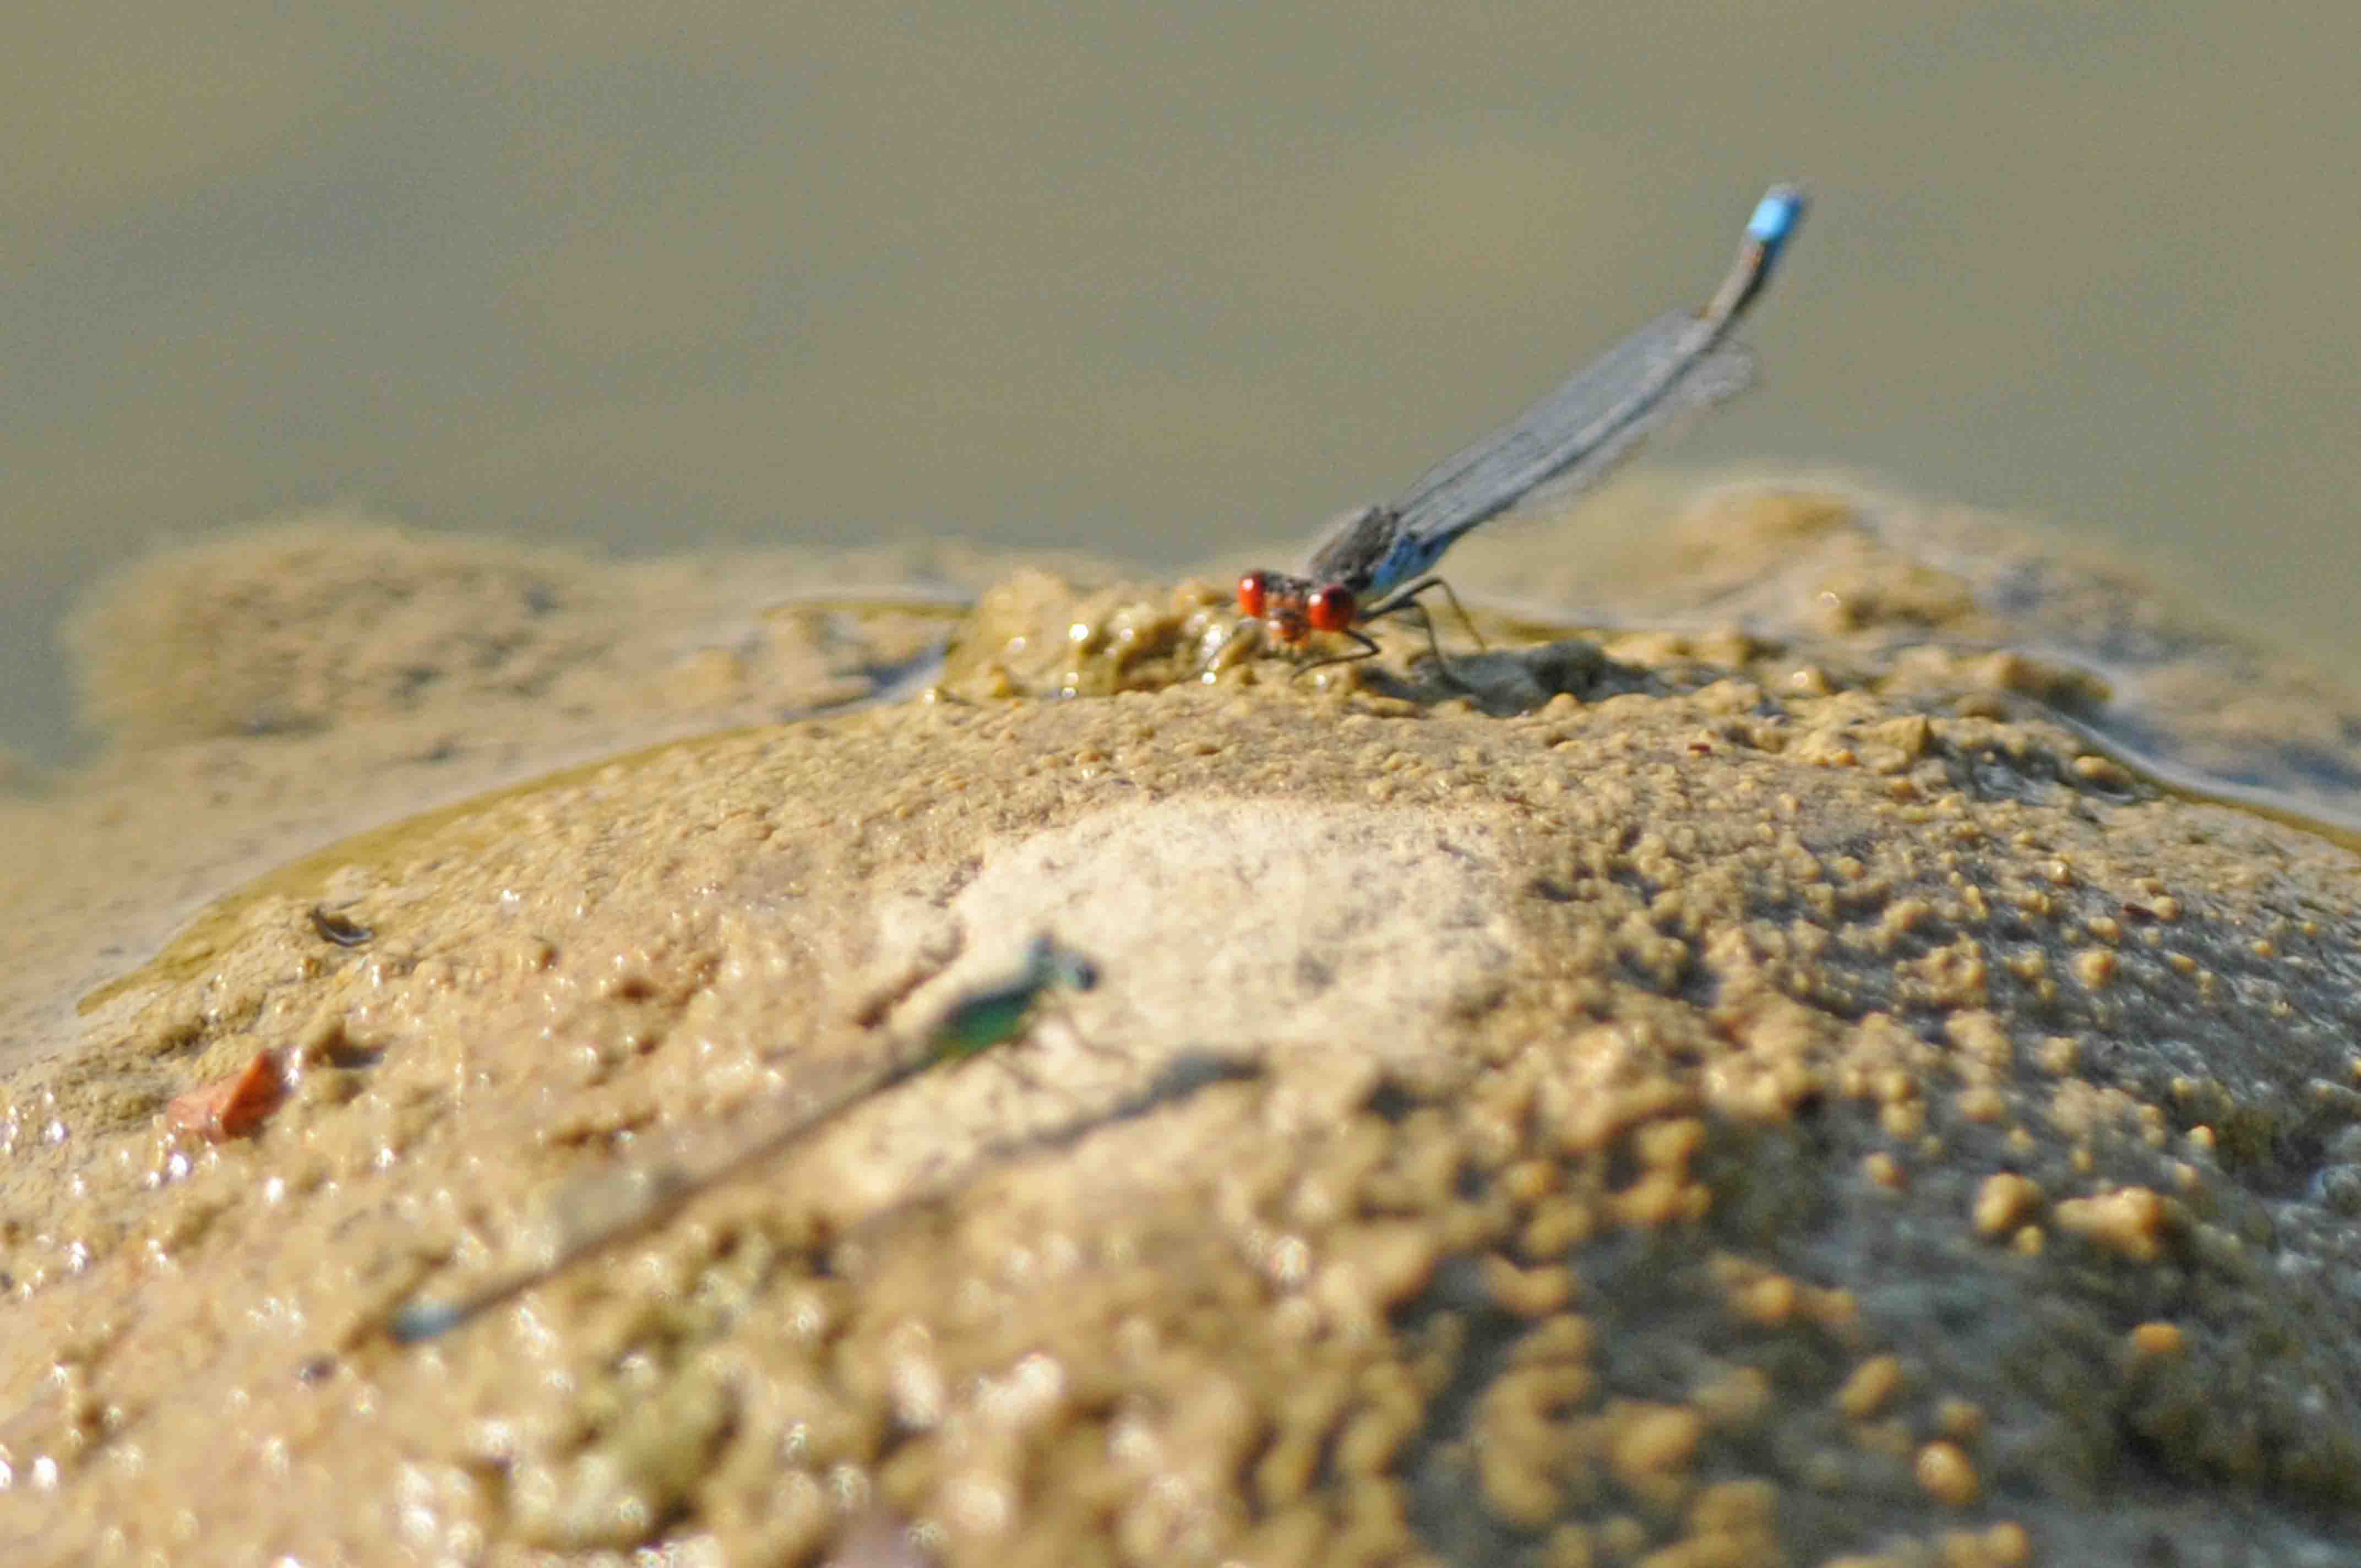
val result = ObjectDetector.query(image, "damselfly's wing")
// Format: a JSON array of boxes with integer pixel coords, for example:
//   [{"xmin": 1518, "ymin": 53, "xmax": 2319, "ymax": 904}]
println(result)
[
  {"xmin": 1500, "ymin": 339, "xmax": 1758, "ymax": 525},
  {"xmin": 1383, "ymin": 312, "xmax": 1759, "ymax": 575}
]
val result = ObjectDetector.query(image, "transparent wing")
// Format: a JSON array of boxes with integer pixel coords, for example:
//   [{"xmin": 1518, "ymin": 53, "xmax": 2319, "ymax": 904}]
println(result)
[
  {"xmin": 1506, "ymin": 337, "xmax": 1758, "ymax": 522},
  {"xmin": 1383, "ymin": 312, "xmax": 1759, "ymax": 578}
]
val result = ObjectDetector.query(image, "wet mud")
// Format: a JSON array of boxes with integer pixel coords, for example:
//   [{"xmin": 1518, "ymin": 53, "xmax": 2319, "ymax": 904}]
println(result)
[{"xmin": 4, "ymin": 490, "xmax": 2360, "ymax": 1565}]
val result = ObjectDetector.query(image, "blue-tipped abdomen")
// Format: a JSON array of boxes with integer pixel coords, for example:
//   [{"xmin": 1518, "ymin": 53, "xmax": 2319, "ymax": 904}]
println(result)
[{"xmin": 1748, "ymin": 184, "xmax": 1809, "ymax": 252}]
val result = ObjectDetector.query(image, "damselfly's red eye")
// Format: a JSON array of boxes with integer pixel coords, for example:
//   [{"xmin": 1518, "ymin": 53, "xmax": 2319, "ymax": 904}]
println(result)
[
  {"xmin": 1237, "ymin": 571, "xmax": 1270, "ymax": 618},
  {"xmin": 1307, "ymin": 585, "xmax": 1357, "ymax": 632}
]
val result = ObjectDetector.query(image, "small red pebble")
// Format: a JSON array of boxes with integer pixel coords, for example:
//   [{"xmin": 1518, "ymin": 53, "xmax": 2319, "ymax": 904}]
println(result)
[{"xmin": 165, "ymin": 1049, "xmax": 285, "ymax": 1142}]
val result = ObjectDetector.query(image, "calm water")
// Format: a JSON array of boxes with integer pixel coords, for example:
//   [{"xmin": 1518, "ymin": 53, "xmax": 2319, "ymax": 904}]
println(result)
[{"xmin": 8, "ymin": 2, "xmax": 2360, "ymax": 764}]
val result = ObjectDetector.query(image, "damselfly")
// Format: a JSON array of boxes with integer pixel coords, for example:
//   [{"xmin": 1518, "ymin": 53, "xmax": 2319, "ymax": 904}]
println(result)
[
  {"xmin": 384, "ymin": 934, "xmax": 1098, "ymax": 1344},
  {"xmin": 1237, "ymin": 183, "xmax": 1808, "ymax": 672}
]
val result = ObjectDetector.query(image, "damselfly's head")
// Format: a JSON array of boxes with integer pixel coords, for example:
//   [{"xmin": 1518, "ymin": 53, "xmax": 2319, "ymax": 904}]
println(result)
[
  {"xmin": 1237, "ymin": 570, "xmax": 1358, "ymax": 646},
  {"xmin": 1024, "ymin": 932, "xmax": 1100, "ymax": 993}
]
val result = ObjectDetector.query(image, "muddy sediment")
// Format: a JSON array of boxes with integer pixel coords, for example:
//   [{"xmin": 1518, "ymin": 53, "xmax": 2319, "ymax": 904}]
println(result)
[{"xmin": 4, "ymin": 491, "xmax": 2360, "ymax": 1565}]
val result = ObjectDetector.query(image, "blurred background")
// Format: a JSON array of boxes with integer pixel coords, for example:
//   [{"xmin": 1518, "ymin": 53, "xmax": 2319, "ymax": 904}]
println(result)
[{"xmin": 8, "ymin": 2, "xmax": 2358, "ymax": 765}]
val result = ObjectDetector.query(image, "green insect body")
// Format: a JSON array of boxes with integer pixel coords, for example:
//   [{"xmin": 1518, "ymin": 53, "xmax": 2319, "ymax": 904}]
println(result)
[{"xmin": 931, "ymin": 935, "xmax": 1100, "ymax": 1058}]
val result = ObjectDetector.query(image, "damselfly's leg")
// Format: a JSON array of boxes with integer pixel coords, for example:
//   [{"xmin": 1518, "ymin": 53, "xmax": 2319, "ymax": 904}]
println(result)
[
  {"xmin": 1297, "ymin": 605, "xmax": 1467, "ymax": 685},
  {"xmin": 1292, "ymin": 625, "xmax": 1385, "ymax": 678},
  {"xmin": 1387, "ymin": 601, "xmax": 1471, "ymax": 685},
  {"xmin": 1361, "ymin": 576, "xmax": 1487, "ymax": 654}
]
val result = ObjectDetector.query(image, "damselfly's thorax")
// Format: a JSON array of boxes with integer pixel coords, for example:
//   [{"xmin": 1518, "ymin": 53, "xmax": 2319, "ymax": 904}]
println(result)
[{"xmin": 1299, "ymin": 503, "xmax": 1406, "ymax": 600}]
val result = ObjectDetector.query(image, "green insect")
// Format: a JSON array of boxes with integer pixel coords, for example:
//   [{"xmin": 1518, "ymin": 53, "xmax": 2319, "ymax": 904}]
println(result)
[
  {"xmin": 928, "ymin": 934, "xmax": 1098, "ymax": 1059},
  {"xmin": 383, "ymin": 933, "xmax": 1100, "ymax": 1346}
]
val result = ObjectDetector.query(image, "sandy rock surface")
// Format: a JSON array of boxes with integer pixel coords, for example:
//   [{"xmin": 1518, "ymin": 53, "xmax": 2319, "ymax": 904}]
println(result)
[{"xmin": 4, "ymin": 492, "xmax": 2360, "ymax": 1566}]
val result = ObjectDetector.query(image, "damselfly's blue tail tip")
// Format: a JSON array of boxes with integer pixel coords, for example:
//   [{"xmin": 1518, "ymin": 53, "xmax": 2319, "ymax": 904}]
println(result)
[{"xmin": 1747, "ymin": 184, "xmax": 1808, "ymax": 247}]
